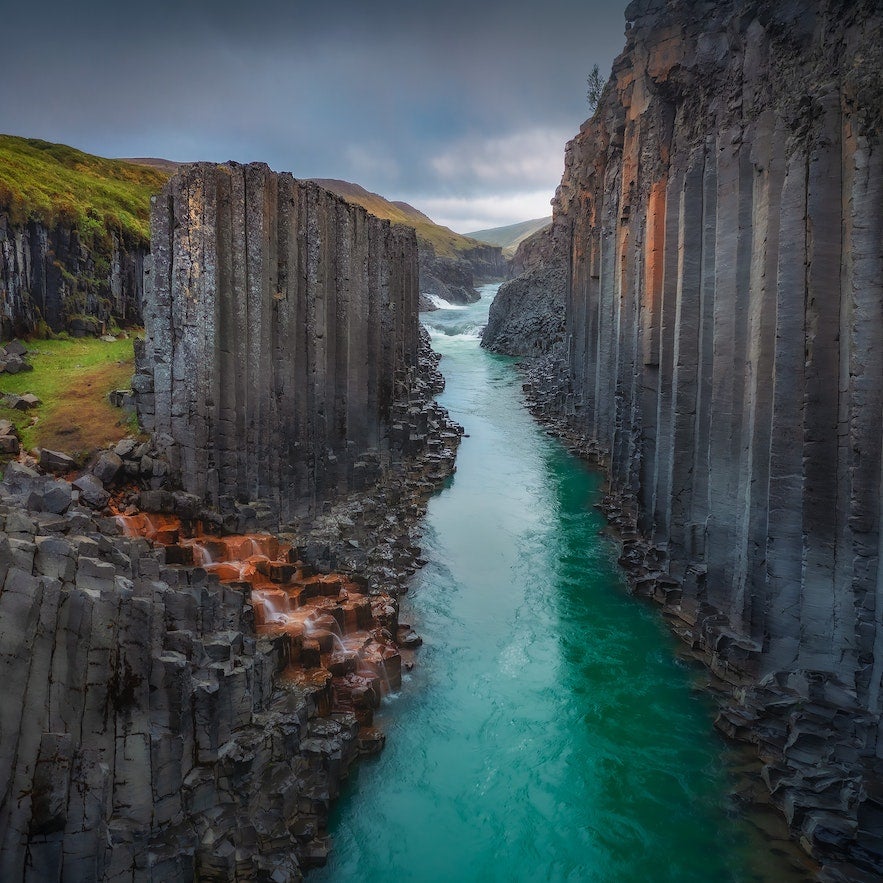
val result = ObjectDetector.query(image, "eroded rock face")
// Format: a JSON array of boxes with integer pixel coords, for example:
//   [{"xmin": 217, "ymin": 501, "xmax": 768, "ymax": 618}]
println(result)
[
  {"xmin": 536, "ymin": 0, "xmax": 882, "ymax": 875},
  {"xmin": 0, "ymin": 215, "xmax": 145, "ymax": 336},
  {"xmin": 135, "ymin": 163, "xmax": 423, "ymax": 526},
  {"xmin": 481, "ymin": 263, "xmax": 567, "ymax": 357}
]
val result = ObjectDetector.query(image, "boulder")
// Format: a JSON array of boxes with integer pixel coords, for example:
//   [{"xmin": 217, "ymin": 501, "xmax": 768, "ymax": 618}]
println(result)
[
  {"xmin": 40, "ymin": 449, "xmax": 76, "ymax": 474},
  {"xmin": 92, "ymin": 451, "xmax": 123, "ymax": 484},
  {"xmin": 72, "ymin": 474, "xmax": 109, "ymax": 509},
  {"xmin": 4, "ymin": 394, "xmax": 40, "ymax": 411}
]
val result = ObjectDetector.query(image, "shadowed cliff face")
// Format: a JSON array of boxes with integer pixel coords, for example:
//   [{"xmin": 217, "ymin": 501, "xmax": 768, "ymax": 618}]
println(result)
[
  {"xmin": 0, "ymin": 216, "xmax": 145, "ymax": 336},
  {"xmin": 543, "ymin": 0, "xmax": 882, "ymax": 874},
  {"xmin": 135, "ymin": 163, "xmax": 422, "ymax": 524}
]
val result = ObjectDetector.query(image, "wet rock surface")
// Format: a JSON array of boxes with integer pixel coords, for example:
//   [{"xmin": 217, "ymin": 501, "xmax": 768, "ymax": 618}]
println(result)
[{"xmin": 513, "ymin": 1, "xmax": 883, "ymax": 878}]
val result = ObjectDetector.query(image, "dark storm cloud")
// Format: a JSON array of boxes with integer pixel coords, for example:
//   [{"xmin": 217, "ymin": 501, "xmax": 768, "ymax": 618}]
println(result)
[{"xmin": 3, "ymin": 0, "xmax": 628, "ymax": 229}]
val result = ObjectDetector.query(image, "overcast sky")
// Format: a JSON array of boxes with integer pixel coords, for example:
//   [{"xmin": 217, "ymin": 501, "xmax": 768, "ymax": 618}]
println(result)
[{"xmin": 3, "ymin": 0, "xmax": 628, "ymax": 232}]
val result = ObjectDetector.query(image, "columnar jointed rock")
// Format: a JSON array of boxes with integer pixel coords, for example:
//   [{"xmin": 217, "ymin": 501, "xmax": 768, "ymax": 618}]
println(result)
[
  {"xmin": 0, "ymin": 215, "xmax": 145, "ymax": 336},
  {"xmin": 540, "ymin": 0, "xmax": 882, "ymax": 877},
  {"xmin": 0, "ymin": 469, "xmax": 357, "ymax": 880},
  {"xmin": 134, "ymin": 162, "xmax": 421, "ymax": 525}
]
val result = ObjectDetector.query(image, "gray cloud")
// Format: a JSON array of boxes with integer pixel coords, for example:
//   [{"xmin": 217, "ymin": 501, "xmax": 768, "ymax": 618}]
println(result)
[{"xmin": 2, "ymin": 0, "xmax": 628, "ymax": 230}]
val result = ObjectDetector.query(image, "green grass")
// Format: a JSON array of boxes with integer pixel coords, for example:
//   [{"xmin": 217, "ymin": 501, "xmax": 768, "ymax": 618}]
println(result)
[
  {"xmin": 314, "ymin": 178, "xmax": 492, "ymax": 260},
  {"xmin": 0, "ymin": 134, "xmax": 169, "ymax": 247},
  {"xmin": 0, "ymin": 336, "xmax": 137, "ymax": 457}
]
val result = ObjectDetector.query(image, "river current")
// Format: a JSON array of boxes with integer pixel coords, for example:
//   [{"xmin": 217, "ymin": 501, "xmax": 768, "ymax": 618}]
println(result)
[{"xmin": 314, "ymin": 285, "xmax": 808, "ymax": 882}]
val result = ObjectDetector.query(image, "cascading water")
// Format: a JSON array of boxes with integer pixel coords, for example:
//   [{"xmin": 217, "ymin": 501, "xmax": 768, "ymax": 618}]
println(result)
[
  {"xmin": 313, "ymin": 284, "xmax": 814, "ymax": 882},
  {"xmin": 111, "ymin": 511, "xmax": 403, "ymax": 728}
]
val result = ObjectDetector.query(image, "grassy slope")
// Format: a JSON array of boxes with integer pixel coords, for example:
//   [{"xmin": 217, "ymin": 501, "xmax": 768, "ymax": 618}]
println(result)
[
  {"xmin": 0, "ymin": 134, "xmax": 169, "ymax": 246},
  {"xmin": 313, "ymin": 178, "xmax": 492, "ymax": 260},
  {"xmin": 466, "ymin": 216, "xmax": 552, "ymax": 257},
  {"xmin": 0, "ymin": 337, "xmax": 136, "ymax": 456}
]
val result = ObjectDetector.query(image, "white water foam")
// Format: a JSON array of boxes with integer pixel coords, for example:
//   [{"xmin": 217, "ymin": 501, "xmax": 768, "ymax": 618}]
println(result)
[
  {"xmin": 423, "ymin": 323, "xmax": 483, "ymax": 342},
  {"xmin": 423, "ymin": 293, "xmax": 470, "ymax": 311}
]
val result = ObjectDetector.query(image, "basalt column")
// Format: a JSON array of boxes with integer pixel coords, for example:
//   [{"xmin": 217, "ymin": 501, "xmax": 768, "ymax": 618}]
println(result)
[
  {"xmin": 549, "ymin": 0, "xmax": 883, "ymax": 872},
  {"xmin": 135, "ymin": 163, "xmax": 419, "ymax": 522}
]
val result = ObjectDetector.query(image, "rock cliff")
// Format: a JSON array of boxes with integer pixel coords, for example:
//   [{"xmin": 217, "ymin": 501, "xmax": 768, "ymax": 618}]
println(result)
[
  {"xmin": 480, "ymin": 263, "xmax": 566, "ymax": 357},
  {"xmin": 533, "ymin": 0, "xmax": 883, "ymax": 876},
  {"xmin": 135, "ymin": 162, "xmax": 427, "ymax": 527},
  {"xmin": 481, "ymin": 223, "xmax": 567, "ymax": 357},
  {"xmin": 0, "ymin": 216, "xmax": 145, "ymax": 336},
  {"xmin": 0, "ymin": 158, "xmax": 461, "ymax": 879}
]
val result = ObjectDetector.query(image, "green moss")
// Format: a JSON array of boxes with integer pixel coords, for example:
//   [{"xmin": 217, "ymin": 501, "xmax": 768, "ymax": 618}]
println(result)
[
  {"xmin": 0, "ymin": 134, "xmax": 169, "ymax": 248},
  {"xmin": 0, "ymin": 335, "xmax": 137, "ymax": 452}
]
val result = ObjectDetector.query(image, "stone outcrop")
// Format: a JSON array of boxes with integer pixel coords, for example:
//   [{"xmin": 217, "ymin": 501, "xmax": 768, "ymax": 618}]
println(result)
[
  {"xmin": 0, "ymin": 334, "xmax": 460, "ymax": 879},
  {"xmin": 135, "ymin": 162, "xmax": 425, "ymax": 527},
  {"xmin": 527, "ymin": 0, "xmax": 883, "ymax": 877},
  {"xmin": 0, "ymin": 463, "xmax": 361, "ymax": 880},
  {"xmin": 506, "ymin": 223, "xmax": 557, "ymax": 279},
  {"xmin": 482, "ymin": 216, "xmax": 568, "ymax": 357},
  {"xmin": 480, "ymin": 263, "xmax": 567, "ymax": 357},
  {"xmin": 0, "ymin": 215, "xmax": 145, "ymax": 336}
]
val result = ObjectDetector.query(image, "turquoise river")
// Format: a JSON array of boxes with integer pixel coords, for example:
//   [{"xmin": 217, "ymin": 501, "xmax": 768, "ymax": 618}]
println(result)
[{"xmin": 313, "ymin": 285, "xmax": 811, "ymax": 882}]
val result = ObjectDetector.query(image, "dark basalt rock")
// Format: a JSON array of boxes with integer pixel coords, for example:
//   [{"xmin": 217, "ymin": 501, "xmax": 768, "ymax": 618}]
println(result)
[
  {"xmin": 519, "ymin": 0, "xmax": 883, "ymax": 875},
  {"xmin": 0, "ymin": 215, "xmax": 145, "ymax": 336},
  {"xmin": 134, "ymin": 162, "xmax": 430, "ymax": 528},
  {"xmin": 481, "ymin": 263, "xmax": 567, "ymax": 357}
]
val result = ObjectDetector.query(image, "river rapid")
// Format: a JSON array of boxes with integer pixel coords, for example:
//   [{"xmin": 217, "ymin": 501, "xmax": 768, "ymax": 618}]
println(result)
[{"xmin": 313, "ymin": 284, "xmax": 809, "ymax": 883}]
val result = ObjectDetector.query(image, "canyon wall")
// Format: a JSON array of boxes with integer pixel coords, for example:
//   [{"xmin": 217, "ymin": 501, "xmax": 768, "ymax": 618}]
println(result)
[
  {"xmin": 135, "ymin": 162, "xmax": 422, "ymax": 525},
  {"xmin": 545, "ymin": 0, "xmax": 882, "ymax": 875},
  {"xmin": 481, "ymin": 263, "xmax": 566, "ymax": 357},
  {"xmin": 482, "ymin": 224, "xmax": 567, "ymax": 357},
  {"xmin": 0, "ymin": 215, "xmax": 145, "ymax": 336}
]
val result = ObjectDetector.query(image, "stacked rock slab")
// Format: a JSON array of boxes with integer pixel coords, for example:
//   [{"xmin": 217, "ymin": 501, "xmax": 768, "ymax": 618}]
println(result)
[
  {"xmin": 545, "ymin": 0, "xmax": 882, "ymax": 875},
  {"xmin": 134, "ymin": 162, "xmax": 420, "ymax": 525}
]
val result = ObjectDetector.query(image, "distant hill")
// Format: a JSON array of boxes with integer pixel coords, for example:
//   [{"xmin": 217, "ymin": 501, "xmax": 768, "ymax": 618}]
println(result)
[
  {"xmin": 313, "ymin": 178, "xmax": 493, "ymax": 261},
  {"xmin": 119, "ymin": 157, "xmax": 183, "ymax": 176},
  {"xmin": 466, "ymin": 216, "xmax": 552, "ymax": 258},
  {"xmin": 0, "ymin": 135, "xmax": 169, "ymax": 246}
]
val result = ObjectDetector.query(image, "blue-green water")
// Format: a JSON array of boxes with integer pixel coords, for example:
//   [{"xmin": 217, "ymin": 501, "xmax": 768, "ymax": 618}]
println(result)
[{"xmin": 314, "ymin": 286, "xmax": 806, "ymax": 882}]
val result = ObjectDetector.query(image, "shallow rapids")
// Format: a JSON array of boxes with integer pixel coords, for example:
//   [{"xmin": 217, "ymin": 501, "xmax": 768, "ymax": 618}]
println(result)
[{"xmin": 314, "ymin": 285, "xmax": 807, "ymax": 882}]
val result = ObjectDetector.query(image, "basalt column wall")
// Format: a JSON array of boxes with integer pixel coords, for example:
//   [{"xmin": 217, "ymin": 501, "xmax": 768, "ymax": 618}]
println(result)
[
  {"xmin": 551, "ymin": 0, "xmax": 882, "ymax": 867},
  {"xmin": 558, "ymin": 0, "xmax": 882, "ymax": 694},
  {"xmin": 135, "ymin": 163, "xmax": 419, "ymax": 522}
]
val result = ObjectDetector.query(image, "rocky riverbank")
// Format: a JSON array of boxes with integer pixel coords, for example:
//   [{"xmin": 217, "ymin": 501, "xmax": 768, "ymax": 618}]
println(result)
[{"xmin": 0, "ymin": 323, "xmax": 461, "ymax": 880}]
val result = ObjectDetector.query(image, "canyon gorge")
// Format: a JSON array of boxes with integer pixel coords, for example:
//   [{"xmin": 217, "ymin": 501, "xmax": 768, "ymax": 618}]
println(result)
[{"xmin": 0, "ymin": 0, "xmax": 880, "ymax": 879}]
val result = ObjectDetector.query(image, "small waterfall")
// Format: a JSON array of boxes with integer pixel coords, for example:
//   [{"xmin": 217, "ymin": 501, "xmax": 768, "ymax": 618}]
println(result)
[
  {"xmin": 190, "ymin": 543, "xmax": 214, "ymax": 566},
  {"xmin": 115, "ymin": 515, "xmax": 135, "ymax": 537},
  {"xmin": 255, "ymin": 589, "xmax": 290, "ymax": 624}
]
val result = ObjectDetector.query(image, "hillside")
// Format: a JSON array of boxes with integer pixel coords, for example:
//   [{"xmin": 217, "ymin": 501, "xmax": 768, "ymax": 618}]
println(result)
[
  {"xmin": 119, "ymin": 157, "xmax": 183, "ymax": 176},
  {"xmin": 312, "ymin": 178, "xmax": 493, "ymax": 261},
  {"xmin": 0, "ymin": 135, "xmax": 169, "ymax": 247},
  {"xmin": 466, "ymin": 216, "xmax": 551, "ymax": 258}
]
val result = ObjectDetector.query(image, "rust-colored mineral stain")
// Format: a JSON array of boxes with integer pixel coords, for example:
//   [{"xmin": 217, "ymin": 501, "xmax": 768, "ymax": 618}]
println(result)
[{"xmin": 114, "ymin": 510, "xmax": 403, "ymax": 729}]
